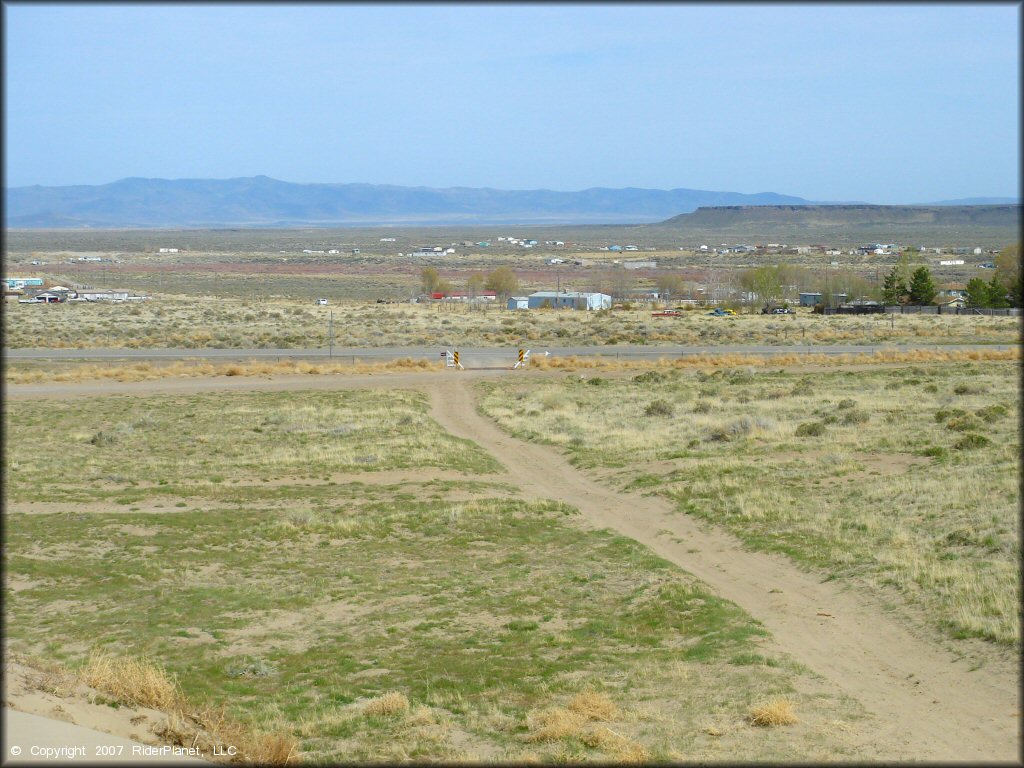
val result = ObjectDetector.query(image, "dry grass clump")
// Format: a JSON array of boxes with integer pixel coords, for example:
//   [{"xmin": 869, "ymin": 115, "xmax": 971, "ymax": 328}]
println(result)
[
  {"xmin": 159, "ymin": 704, "xmax": 299, "ymax": 766},
  {"xmin": 78, "ymin": 651, "xmax": 299, "ymax": 764},
  {"xmin": 581, "ymin": 726, "xmax": 651, "ymax": 763},
  {"xmin": 363, "ymin": 691, "xmax": 410, "ymax": 716},
  {"xmin": 525, "ymin": 707, "xmax": 586, "ymax": 741},
  {"xmin": 567, "ymin": 691, "xmax": 619, "ymax": 721},
  {"xmin": 526, "ymin": 693, "xmax": 623, "ymax": 744},
  {"xmin": 81, "ymin": 649, "xmax": 184, "ymax": 711},
  {"xmin": 748, "ymin": 698, "xmax": 799, "ymax": 727}
]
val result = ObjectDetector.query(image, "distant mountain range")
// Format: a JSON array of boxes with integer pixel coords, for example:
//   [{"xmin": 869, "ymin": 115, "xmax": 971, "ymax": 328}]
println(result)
[
  {"xmin": 650, "ymin": 204, "xmax": 1021, "ymax": 247},
  {"xmin": 3, "ymin": 176, "xmax": 1018, "ymax": 228},
  {"xmin": 657, "ymin": 204, "xmax": 1021, "ymax": 228}
]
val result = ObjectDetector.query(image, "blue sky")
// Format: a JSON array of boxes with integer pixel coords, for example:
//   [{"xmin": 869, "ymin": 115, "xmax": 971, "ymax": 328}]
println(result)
[{"xmin": 3, "ymin": 2, "xmax": 1020, "ymax": 203}]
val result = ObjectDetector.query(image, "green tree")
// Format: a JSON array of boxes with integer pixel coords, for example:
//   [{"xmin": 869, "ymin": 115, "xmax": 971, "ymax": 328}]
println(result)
[
  {"xmin": 965, "ymin": 277, "xmax": 991, "ymax": 308},
  {"xmin": 986, "ymin": 275, "xmax": 1010, "ymax": 308},
  {"xmin": 485, "ymin": 267, "xmax": 520, "ymax": 301},
  {"xmin": 420, "ymin": 267, "xmax": 442, "ymax": 294},
  {"xmin": 739, "ymin": 265, "xmax": 783, "ymax": 309},
  {"xmin": 466, "ymin": 272, "xmax": 485, "ymax": 298},
  {"xmin": 994, "ymin": 242, "xmax": 1021, "ymax": 307},
  {"xmin": 656, "ymin": 273, "xmax": 686, "ymax": 303},
  {"xmin": 882, "ymin": 265, "xmax": 908, "ymax": 305},
  {"xmin": 907, "ymin": 266, "xmax": 937, "ymax": 306}
]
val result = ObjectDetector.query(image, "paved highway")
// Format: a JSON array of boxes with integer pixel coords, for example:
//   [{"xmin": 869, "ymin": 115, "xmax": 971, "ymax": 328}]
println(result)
[{"xmin": 2, "ymin": 343, "xmax": 1016, "ymax": 367}]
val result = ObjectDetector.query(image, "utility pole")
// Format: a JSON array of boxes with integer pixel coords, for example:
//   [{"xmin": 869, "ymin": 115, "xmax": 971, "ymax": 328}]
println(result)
[{"xmin": 329, "ymin": 310, "xmax": 334, "ymax": 358}]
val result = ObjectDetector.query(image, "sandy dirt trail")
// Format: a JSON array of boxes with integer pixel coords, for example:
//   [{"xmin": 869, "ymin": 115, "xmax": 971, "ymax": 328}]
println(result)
[
  {"xmin": 6, "ymin": 371, "xmax": 1020, "ymax": 761},
  {"xmin": 425, "ymin": 377, "xmax": 1020, "ymax": 762}
]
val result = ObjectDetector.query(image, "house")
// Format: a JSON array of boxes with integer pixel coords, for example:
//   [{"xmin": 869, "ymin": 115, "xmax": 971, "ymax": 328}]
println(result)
[
  {"xmin": 410, "ymin": 246, "xmax": 446, "ymax": 257},
  {"xmin": 622, "ymin": 288, "xmax": 660, "ymax": 302},
  {"xmin": 799, "ymin": 292, "xmax": 848, "ymax": 307},
  {"xmin": 3, "ymin": 278, "xmax": 44, "ymax": 290},
  {"xmin": 20, "ymin": 291, "xmax": 64, "ymax": 304},
  {"xmin": 158, "ymin": 248, "xmax": 179, "ymax": 253},
  {"xmin": 527, "ymin": 291, "xmax": 611, "ymax": 310},
  {"xmin": 430, "ymin": 291, "xmax": 497, "ymax": 302},
  {"xmin": 73, "ymin": 291, "xmax": 130, "ymax": 302}
]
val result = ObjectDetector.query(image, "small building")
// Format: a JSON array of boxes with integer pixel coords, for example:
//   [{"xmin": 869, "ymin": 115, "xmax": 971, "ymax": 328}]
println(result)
[
  {"xmin": 507, "ymin": 296, "xmax": 530, "ymax": 310},
  {"xmin": 20, "ymin": 291, "xmax": 64, "ymax": 304},
  {"xmin": 73, "ymin": 290, "xmax": 130, "ymax": 302},
  {"xmin": 622, "ymin": 261, "xmax": 656, "ymax": 270},
  {"xmin": 799, "ymin": 292, "xmax": 848, "ymax": 307},
  {"xmin": 410, "ymin": 246, "xmax": 445, "ymax": 257},
  {"xmin": 527, "ymin": 291, "xmax": 611, "ymax": 310},
  {"xmin": 430, "ymin": 291, "xmax": 497, "ymax": 302},
  {"xmin": 3, "ymin": 278, "xmax": 44, "ymax": 290}
]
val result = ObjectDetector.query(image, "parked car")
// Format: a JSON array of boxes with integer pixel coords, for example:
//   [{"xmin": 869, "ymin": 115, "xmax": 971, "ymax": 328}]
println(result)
[
  {"xmin": 316, "ymin": 298, "xmax": 328, "ymax": 305},
  {"xmin": 707, "ymin": 308, "xmax": 736, "ymax": 316},
  {"xmin": 652, "ymin": 309, "xmax": 682, "ymax": 317}
]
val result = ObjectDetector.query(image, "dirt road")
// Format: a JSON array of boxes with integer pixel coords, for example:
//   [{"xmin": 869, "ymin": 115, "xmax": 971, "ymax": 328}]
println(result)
[
  {"xmin": 426, "ymin": 377, "xmax": 1020, "ymax": 762},
  {"xmin": 7, "ymin": 370, "xmax": 1020, "ymax": 761}
]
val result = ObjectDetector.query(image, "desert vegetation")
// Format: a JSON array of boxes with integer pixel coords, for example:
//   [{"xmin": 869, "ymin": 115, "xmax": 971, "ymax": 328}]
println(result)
[
  {"xmin": 477, "ymin": 360, "xmax": 1021, "ymax": 647},
  {"xmin": 5, "ymin": 387, "xmax": 871, "ymax": 762},
  {"xmin": 3, "ymin": 296, "xmax": 1020, "ymax": 350}
]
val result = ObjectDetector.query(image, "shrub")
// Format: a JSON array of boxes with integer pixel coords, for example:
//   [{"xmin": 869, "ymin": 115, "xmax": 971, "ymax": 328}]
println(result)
[
  {"xmin": 934, "ymin": 408, "xmax": 967, "ymax": 423},
  {"xmin": 790, "ymin": 379, "xmax": 814, "ymax": 396},
  {"xmin": 954, "ymin": 383, "xmax": 986, "ymax": 395},
  {"xmin": 644, "ymin": 399, "xmax": 674, "ymax": 417},
  {"xmin": 692, "ymin": 400, "xmax": 712, "ymax": 414},
  {"xmin": 89, "ymin": 431, "xmax": 117, "ymax": 447},
  {"xmin": 976, "ymin": 404, "xmax": 1008, "ymax": 423},
  {"xmin": 633, "ymin": 370, "xmax": 668, "ymax": 384},
  {"xmin": 946, "ymin": 416, "xmax": 983, "ymax": 433},
  {"xmin": 225, "ymin": 657, "xmax": 278, "ymax": 678},
  {"xmin": 841, "ymin": 408, "xmax": 870, "ymax": 425},
  {"xmin": 725, "ymin": 368, "xmax": 755, "ymax": 385},
  {"xmin": 795, "ymin": 421, "xmax": 826, "ymax": 437},
  {"xmin": 954, "ymin": 433, "xmax": 991, "ymax": 450},
  {"xmin": 836, "ymin": 398, "xmax": 856, "ymax": 410}
]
